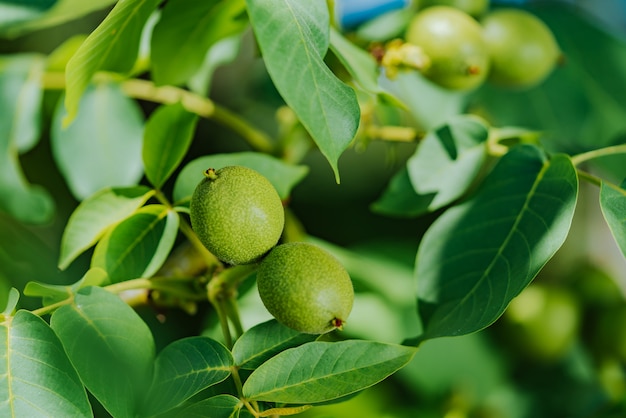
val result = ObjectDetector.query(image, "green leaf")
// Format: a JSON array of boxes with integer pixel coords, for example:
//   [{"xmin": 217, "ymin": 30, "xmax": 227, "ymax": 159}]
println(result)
[
  {"xmin": 1, "ymin": 288, "xmax": 19, "ymax": 316},
  {"xmin": 50, "ymin": 286, "xmax": 155, "ymax": 418},
  {"xmin": 0, "ymin": 54, "xmax": 54, "ymax": 224},
  {"xmin": 600, "ymin": 182, "xmax": 626, "ymax": 259},
  {"xmin": 416, "ymin": 145, "xmax": 578, "ymax": 340},
  {"xmin": 381, "ymin": 71, "xmax": 466, "ymax": 131},
  {"xmin": 0, "ymin": 0, "xmax": 116, "ymax": 38},
  {"xmin": 24, "ymin": 267, "xmax": 108, "ymax": 305},
  {"xmin": 371, "ymin": 167, "xmax": 435, "ymax": 217},
  {"xmin": 173, "ymin": 152, "xmax": 308, "ymax": 204},
  {"xmin": 173, "ymin": 394, "xmax": 241, "ymax": 418},
  {"xmin": 150, "ymin": 0, "xmax": 247, "ymax": 86},
  {"xmin": 143, "ymin": 102, "xmax": 198, "ymax": 189},
  {"xmin": 328, "ymin": 27, "xmax": 389, "ymax": 99},
  {"xmin": 91, "ymin": 204, "xmax": 179, "ymax": 284},
  {"xmin": 406, "ymin": 115, "xmax": 489, "ymax": 212},
  {"xmin": 142, "ymin": 337, "xmax": 233, "ymax": 416},
  {"xmin": 52, "ymin": 82, "xmax": 145, "ymax": 200},
  {"xmin": 58, "ymin": 185, "xmax": 154, "ymax": 270},
  {"xmin": 232, "ymin": 319, "xmax": 318, "ymax": 369},
  {"xmin": 63, "ymin": 0, "xmax": 160, "ymax": 123},
  {"xmin": 0, "ymin": 310, "xmax": 92, "ymax": 417},
  {"xmin": 246, "ymin": 0, "xmax": 359, "ymax": 181},
  {"xmin": 242, "ymin": 340, "xmax": 416, "ymax": 404}
]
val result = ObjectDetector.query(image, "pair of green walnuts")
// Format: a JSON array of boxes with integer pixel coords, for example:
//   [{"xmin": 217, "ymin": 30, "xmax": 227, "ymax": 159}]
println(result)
[
  {"xmin": 189, "ymin": 166, "xmax": 354, "ymax": 335},
  {"xmin": 405, "ymin": 5, "xmax": 561, "ymax": 90}
]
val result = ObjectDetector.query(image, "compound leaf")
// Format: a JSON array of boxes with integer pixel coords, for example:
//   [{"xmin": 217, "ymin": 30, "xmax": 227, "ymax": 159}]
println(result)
[
  {"xmin": 0, "ymin": 310, "xmax": 92, "ymax": 417},
  {"xmin": 416, "ymin": 145, "xmax": 578, "ymax": 341},
  {"xmin": 242, "ymin": 340, "xmax": 416, "ymax": 404},
  {"xmin": 246, "ymin": 0, "xmax": 359, "ymax": 181},
  {"xmin": 50, "ymin": 286, "xmax": 155, "ymax": 418},
  {"xmin": 232, "ymin": 319, "xmax": 317, "ymax": 370},
  {"xmin": 59, "ymin": 185, "xmax": 154, "ymax": 270},
  {"xmin": 91, "ymin": 204, "xmax": 179, "ymax": 284},
  {"xmin": 142, "ymin": 337, "xmax": 232, "ymax": 416}
]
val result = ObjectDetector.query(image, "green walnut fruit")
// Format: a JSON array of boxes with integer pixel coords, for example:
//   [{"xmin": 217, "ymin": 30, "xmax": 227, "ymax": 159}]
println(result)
[
  {"xmin": 257, "ymin": 242, "xmax": 354, "ymax": 334},
  {"xmin": 189, "ymin": 165, "xmax": 284, "ymax": 265},
  {"xmin": 482, "ymin": 9, "xmax": 560, "ymax": 88},
  {"xmin": 422, "ymin": 0, "xmax": 489, "ymax": 17},
  {"xmin": 405, "ymin": 6, "xmax": 489, "ymax": 90}
]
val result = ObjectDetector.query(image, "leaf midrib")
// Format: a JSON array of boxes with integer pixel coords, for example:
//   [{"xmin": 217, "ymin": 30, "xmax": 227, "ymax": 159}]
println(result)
[{"xmin": 432, "ymin": 158, "xmax": 551, "ymax": 329}]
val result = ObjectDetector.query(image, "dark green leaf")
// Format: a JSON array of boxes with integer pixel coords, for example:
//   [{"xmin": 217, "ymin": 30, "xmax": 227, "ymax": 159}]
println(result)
[
  {"xmin": 232, "ymin": 319, "xmax": 318, "ymax": 369},
  {"xmin": 416, "ymin": 145, "xmax": 578, "ymax": 340},
  {"xmin": 0, "ymin": 54, "xmax": 54, "ymax": 224},
  {"xmin": 59, "ymin": 186, "xmax": 154, "ymax": 270},
  {"xmin": 371, "ymin": 167, "xmax": 435, "ymax": 217},
  {"xmin": 246, "ymin": 0, "xmax": 359, "ymax": 181},
  {"xmin": 150, "ymin": 0, "xmax": 247, "ymax": 86},
  {"xmin": 142, "ymin": 337, "xmax": 232, "ymax": 416},
  {"xmin": 50, "ymin": 286, "xmax": 155, "ymax": 418},
  {"xmin": 173, "ymin": 395, "xmax": 241, "ymax": 418},
  {"xmin": 242, "ymin": 340, "xmax": 416, "ymax": 404},
  {"xmin": 173, "ymin": 152, "xmax": 308, "ymax": 204},
  {"xmin": 143, "ymin": 102, "xmax": 198, "ymax": 189},
  {"xmin": 52, "ymin": 82, "xmax": 145, "ymax": 200},
  {"xmin": 0, "ymin": 0, "xmax": 116, "ymax": 38},
  {"xmin": 63, "ymin": 0, "xmax": 160, "ymax": 123},
  {"xmin": 406, "ymin": 115, "xmax": 489, "ymax": 211},
  {"xmin": 0, "ymin": 310, "xmax": 92, "ymax": 417},
  {"xmin": 600, "ymin": 182, "xmax": 626, "ymax": 259},
  {"xmin": 91, "ymin": 205, "xmax": 179, "ymax": 284}
]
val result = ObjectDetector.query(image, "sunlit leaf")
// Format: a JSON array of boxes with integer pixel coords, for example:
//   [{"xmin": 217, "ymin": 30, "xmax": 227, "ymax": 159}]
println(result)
[
  {"xmin": 0, "ymin": 310, "xmax": 92, "ymax": 417},
  {"xmin": 91, "ymin": 205, "xmax": 179, "ymax": 284},
  {"xmin": 58, "ymin": 185, "xmax": 154, "ymax": 270},
  {"xmin": 151, "ymin": 0, "xmax": 247, "ymax": 86},
  {"xmin": 243, "ymin": 340, "xmax": 416, "ymax": 404},
  {"xmin": 0, "ymin": 54, "xmax": 54, "ymax": 224},
  {"xmin": 600, "ymin": 181, "xmax": 626, "ymax": 259},
  {"xmin": 232, "ymin": 319, "xmax": 317, "ymax": 369},
  {"xmin": 173, "ymin": 152, "xmax": 308, "ymax": 204},
  {"xmin": 246, "ymin": 0, "xmax": 359, "ymax": 181},
  {"xmin": 142, "ymin": 337, "xmax": 232, "ymax": 416},
  {"xmin": 406, "ymin": 115, "xmax": 489, "ymax": 211},
  {"xmin": 63, "ymin": 0, "xmax": 160, "ymax": 123},
  {"xmin": 50, "ymin": 286, "xmax": 155, "ymax": 418},
  {"xmin": 52, "ymin": 82, "xmax": 145, "ymax": 200},
  {"xmin": 143, "ymin": 102, "xmax": 198, "ymax": 189},
  {"xmin": 415, "ymin": 145, "xmax": 578, "ymax": 341}
]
